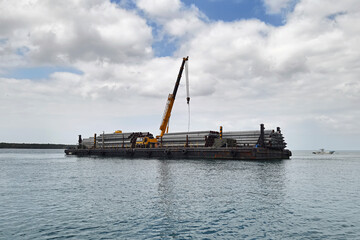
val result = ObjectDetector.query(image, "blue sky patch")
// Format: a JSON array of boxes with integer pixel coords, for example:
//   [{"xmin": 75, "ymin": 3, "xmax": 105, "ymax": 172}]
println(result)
[
  {"xmin": 152, "ymin": 35, "xmax": 178, "ymax": 58},
  {"xmin": 110, "ymin": 0, "xmax": 137, "ymax": 10},
  {"xmin": 182, "ymin": 0, "xmax": 285, "ymax": 26},
  {"xmin": 326, "ymin": 11, "xmax": 347, "ymax": 21},
  {"xmin": 2, "ymin": 66, "xmax": 83, "ymax": 80},
  {"xmin": 16, "ymin": 46, "xmax": 30, "ymax": 56},
  {"xmin": 0, "ymin": 38, "xmax": 8, "ymax": 44}
]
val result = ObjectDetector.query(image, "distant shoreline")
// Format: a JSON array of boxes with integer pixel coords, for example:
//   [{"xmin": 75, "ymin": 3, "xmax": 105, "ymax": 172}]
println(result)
[{"xmin": 0, "ymin": 142, "xmax": 75, "ymax": 149}]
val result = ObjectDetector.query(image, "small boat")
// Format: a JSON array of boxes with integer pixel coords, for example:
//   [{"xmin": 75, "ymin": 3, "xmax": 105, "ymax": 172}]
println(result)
[{"xmin": 312, "ymin": 149, "xmax": 335, "ymax": 154}]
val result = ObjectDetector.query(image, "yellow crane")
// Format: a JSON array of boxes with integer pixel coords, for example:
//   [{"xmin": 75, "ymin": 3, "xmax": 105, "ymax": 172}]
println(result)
[
  {"xmin": 135, "ymin": 56, "xmax": 189, "ymax": 148},
  {"xmin": 158, "ymin": 56, "xmax": 189, "ymax": 138}
]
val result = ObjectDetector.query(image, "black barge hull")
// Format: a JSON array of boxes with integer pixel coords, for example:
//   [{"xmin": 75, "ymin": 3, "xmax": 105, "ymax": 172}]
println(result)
[{"xmin": 65, "ymin": 147, "xmax": 291, "ymax": 160}]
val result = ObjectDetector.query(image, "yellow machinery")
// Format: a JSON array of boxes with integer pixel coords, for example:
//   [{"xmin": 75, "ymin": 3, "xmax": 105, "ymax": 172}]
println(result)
[
  {"xmin": 135, "ymin": 137, "xmax": 158, "ymax": 148},
  {"xmin": 158, "ymin": 56, "xmax": 189, "ymax": 138}
]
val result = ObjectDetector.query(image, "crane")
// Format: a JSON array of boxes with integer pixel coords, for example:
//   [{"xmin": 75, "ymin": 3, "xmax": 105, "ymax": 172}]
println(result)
[
  {"xmin": 136, "ymin": 56, "xmax": 190, "ymax": 148},
  {"xmin": 158, "ymin": 56, "xmax": 189, "ymax": 138}
]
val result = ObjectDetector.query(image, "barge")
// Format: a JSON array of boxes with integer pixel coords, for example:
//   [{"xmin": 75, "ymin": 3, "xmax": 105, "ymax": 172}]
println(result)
[
  {"xmin": 65, "ymin": 124, "xmax": 292, "ymax": 160},
  {"xmin": 65, "ymin": 57, "xmax": 291, "ymax": 160}
]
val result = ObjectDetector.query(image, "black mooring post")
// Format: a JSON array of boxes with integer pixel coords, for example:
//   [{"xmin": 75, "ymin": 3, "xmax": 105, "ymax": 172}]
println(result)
[
  {"xmin": 257, "ymin": 124, "xmax": 265, "ymax": 148},
  {"xmin": 78, "ymin": 135, "xmax": 82, "ymax": 149},
  {"xmin": 94, "ymin": 133, "xmax": 97, "ymax": 149}
]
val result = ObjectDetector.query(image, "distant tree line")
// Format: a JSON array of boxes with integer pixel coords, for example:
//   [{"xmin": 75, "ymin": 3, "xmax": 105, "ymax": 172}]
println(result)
[{"xmin": 0, "ymin": 142, "xmax": 75, "ymax": 149}]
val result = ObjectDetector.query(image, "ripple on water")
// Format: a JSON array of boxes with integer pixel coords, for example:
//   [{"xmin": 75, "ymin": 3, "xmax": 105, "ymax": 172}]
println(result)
[{"xmin": 0, "ymin": 150, "xmax": 360, "ymax": 239}]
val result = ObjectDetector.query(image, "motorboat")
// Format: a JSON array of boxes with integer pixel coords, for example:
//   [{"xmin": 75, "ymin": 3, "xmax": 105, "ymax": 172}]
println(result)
[{"xmin": 312, "ymin": 149, "xmax": 335, "ymax": 154}]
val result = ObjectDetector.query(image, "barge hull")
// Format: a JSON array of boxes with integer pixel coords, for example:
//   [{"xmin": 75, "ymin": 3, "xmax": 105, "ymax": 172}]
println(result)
[{"xmin": 65, "ymin": 147, "xmax": 291, "ymax": 160}]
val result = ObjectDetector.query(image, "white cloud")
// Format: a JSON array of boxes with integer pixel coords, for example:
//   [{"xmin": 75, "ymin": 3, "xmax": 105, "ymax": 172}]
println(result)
[
  {"xmin": 0, "ymin": 0, "xmax": 153, "ymax": 66},
  {"xmin": 0, "ymin": 40, "xmax": 26, "ymax": 71},
  {"xmin": 136, "ymin": 0, "xmax": 182, "ymax": 19},
  {"xmin": 136, "ymin": 0, "xmax": 207, "ymax": 38},
  {"xmin": 1, "ymin": 0, "xmax": 360, "ymax": 149}
]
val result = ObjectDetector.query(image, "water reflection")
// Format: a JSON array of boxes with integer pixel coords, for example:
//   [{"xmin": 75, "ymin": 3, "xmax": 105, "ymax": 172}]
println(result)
[
  {"xmin": 155, "ymin": 160, "xmax": 178, "ymax": 238},
  {"xmin": 157, "ymin": 160, "xmax": 174, "ymax": 215},
  {"xmin": 154, "ymin": 159, "xmax": 289, "ymax": 238}
]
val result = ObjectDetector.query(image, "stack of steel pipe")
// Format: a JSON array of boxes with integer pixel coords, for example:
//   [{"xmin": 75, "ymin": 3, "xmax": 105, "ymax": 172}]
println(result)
[
  {"xmin": 267, "ymin": 131, "xmax": 287, "ymax": 149},
  {"xmin": 160, "ymin": 131, "xmax": 219, "ymax": 147},
  {"xmin": 82, "ymin": 137, "xmax": 94, "ymax": 148},
  {"xmin": 97, "ymin": 132, "xmax": 134, "ymax": 148},
  {"xmin": 223, "ymin": 130, "xmax": 271, "ymax": 147},
  {"xmin": 80, "ymin": 128, "xmax": 287, "ymax": 150},
  {"xmin": 81, "ymin": 132, "xmax": 155, "ymax": 149},
  {"xmin": 222, "ymin": 129, "xmax": 287, "ymax": 149}
]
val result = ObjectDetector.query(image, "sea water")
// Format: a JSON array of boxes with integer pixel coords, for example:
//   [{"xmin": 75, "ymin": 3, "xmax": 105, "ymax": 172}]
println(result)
[{"xmin": 0, "ymin": 149, "xmax": 359, "ymax": 239}]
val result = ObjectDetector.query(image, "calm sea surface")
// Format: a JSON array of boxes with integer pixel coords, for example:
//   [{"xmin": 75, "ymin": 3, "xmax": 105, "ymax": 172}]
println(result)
[{"xmin": 0, "ymin": 149, "xmax": 359, "ymax": 239}]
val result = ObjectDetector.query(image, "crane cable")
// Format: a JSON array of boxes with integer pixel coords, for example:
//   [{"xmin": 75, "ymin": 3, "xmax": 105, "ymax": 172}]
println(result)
[{"xmin": 185, "ymin": 60, "xmax": 190, "ymax": 132}]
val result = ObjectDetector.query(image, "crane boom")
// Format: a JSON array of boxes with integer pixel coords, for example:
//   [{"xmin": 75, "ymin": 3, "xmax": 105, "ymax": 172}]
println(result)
[{"xmin": 158, "ymin": 56, "xmax": 189, "ymax": 138}]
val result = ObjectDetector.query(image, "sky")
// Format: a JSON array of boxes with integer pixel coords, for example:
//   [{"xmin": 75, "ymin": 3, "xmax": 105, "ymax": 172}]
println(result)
[{"xmin": 0, "ymin": 0, "xmax": 359, "ymax": 150}]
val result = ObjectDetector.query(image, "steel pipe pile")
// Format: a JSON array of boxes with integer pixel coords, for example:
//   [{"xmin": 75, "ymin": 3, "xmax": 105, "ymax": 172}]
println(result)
[
  {"xmin": 81, "ymin": 132, "xmax": 155, "ymax": 149},
  {"xmin": 160, "ymin": 131, "xmax": 219, "ymax": 147},
  {"xmin": 98, "ymin": 132, "xmax": 133, "ymax": 148},
  {"xmin": 223, "ymin": 128, "xmax": 287, "ymax": 149},
  {"xmin": 267, "ymin": 131, "xmax": 287, "ymax": 149},
  {"xmin": 100, "ymin": 132, "xmax": 133, "ymax": 140},
  {"xmin": 79, "ymin": 127, "xmax": 286, "ymax": 150},
  {"xmin": 100, "ymin": 132, "xmax": 154, "ymax": 148},
  {"xmin": 82, "ymin": 137, "xmax": 94, "ymax": 148}
]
